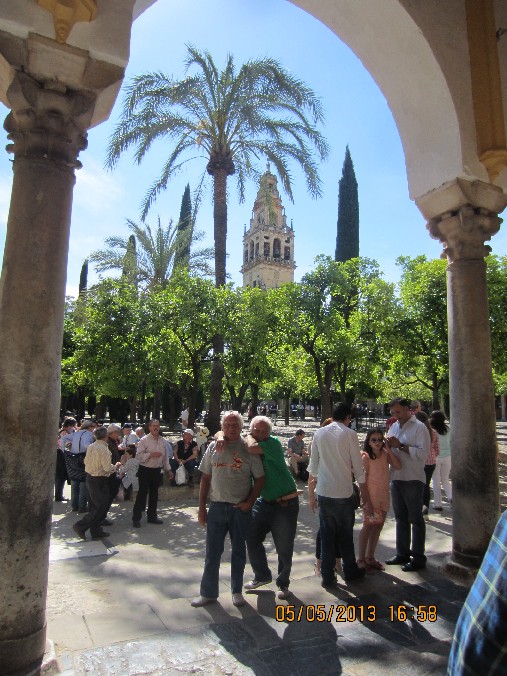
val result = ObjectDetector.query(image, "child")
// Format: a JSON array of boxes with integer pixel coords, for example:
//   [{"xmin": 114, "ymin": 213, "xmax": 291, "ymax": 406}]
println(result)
[
  {"xmin": 118, "ymin": 445, "xmax": 139, "ymax": 502},
  {"xmin": 357, "ymin": 428, "xmax": 401, "ymax": 572}
]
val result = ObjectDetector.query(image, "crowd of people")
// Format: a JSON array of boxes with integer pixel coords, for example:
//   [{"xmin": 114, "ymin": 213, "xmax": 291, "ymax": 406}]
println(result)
[
  {"xmin": 56, "ymin": 417, "xmax": 211, "ymax": 537},
  {"xmin": 56, "ymin": 397, "xmax": 453, "ymax": 559},
  {"xmin": 54, "ymin": 399, "xmax": 505, "ymax": 673}
]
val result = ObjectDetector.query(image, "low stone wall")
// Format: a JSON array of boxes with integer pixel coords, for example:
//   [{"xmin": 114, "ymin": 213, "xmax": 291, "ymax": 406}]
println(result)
[{"xmin": 158, "ymin": 475, "xmax": 199, "ymax": 501}]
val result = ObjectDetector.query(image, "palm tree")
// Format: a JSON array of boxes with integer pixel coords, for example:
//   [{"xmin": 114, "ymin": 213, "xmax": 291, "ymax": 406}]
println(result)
[
  {"xmin": 106, "ymin": 45, "xmax": 329, "ymax": 430},
  {"xmin": 106, "ymin": 44, "xmax": 329, "ymax": 286},
  {"xmin": 89, "ymin": 216, "xmax": 213, "ymax": 290}
]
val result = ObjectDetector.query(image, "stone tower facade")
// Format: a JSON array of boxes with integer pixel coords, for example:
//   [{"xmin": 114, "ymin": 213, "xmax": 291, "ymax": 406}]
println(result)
[{"xmin": 241, "ymin": 166, "xmax": 296, "ymax": 288}]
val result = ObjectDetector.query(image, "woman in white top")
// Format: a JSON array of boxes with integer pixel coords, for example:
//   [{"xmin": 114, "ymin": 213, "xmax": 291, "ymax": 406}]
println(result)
[{"xmin": 429, "ymin": 410, "xmax": 452, "ymax": 510}]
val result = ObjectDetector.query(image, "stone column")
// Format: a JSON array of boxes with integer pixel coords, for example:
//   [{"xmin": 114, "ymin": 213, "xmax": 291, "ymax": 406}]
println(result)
[
  {"xmin": 425, "ymin": 181, "xmax": 507, "ymax": 568},
  {"xmin": 0, "ymin": 72, "xmax": 93, "ymax": 675}
]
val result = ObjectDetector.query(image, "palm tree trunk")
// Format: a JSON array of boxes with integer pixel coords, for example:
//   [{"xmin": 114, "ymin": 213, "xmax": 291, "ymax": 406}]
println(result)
[
  {"xmin": 208, "ymin": 167, "xmax": 229, "ymax": 433},
  {"xmin": 208, "ymin": 334, "xmax": 225, "ymax": 434},
  {"xmin": 212, "ymin": 167, "xmax": 228, "ymax": 288}
]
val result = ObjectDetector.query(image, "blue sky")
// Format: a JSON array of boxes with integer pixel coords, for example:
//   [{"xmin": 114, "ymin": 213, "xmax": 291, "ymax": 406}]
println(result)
[{"xmin": 1, "ymin": 0, "xmax": 505, "ymax": 296}]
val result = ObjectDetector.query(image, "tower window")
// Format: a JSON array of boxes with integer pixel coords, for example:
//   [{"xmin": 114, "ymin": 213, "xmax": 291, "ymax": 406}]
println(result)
[
  {"xmin": 273, "ymin": 238, "xmax": 281, "ymax": 258},
  {"xmin": 284, "ymin": 247, "xmax": 290, "ymax": 260}
]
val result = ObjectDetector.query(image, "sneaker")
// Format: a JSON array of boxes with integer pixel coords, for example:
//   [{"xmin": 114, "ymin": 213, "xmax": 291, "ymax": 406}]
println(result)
[
  {"xmin": 244, "ymin": 578, "xmax": 272, "ymax": 590},
  {"xmin": 101, "ymin": 519, "xmax": 113, "ymax": 526},
  {"xmin": 132, "ymin": 521, "xmax": 141, "ymax": 528},
  {"xmin": 190, "ymin": 596, "xmax": 216, "ymax": 608},
  {"xmin": 232, "ymin": 592, "xmax": 246, "ymax": 607},
  {"xmin": 277, "ymin": 587, "xmax": 290, "ymax": 600}
]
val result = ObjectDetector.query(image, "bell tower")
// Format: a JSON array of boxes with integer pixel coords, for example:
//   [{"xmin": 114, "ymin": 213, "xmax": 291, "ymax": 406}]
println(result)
[{"xmin": 241, "ymin": 165, "xmax": 296, "ymax": 288}]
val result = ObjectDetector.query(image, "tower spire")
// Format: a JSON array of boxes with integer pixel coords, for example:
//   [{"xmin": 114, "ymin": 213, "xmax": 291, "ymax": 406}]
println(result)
[{"xmin": 241, "ymin": 166, "xmax": 296, "ymax": 288}]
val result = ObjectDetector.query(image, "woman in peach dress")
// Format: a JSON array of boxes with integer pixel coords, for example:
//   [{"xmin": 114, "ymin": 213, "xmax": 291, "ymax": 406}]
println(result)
[{"xmin": 357, "ymin": 428, "xmax": 401, "ymax": 572}]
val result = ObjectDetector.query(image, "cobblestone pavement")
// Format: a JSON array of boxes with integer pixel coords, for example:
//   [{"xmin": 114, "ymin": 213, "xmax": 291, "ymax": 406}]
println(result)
[{"xmin": 41, "ymin": 419, "xmax": 507, "ymax": 675}]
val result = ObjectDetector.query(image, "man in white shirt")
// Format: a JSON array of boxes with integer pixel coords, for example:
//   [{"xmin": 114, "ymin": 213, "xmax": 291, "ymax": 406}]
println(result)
[
  {"xmin": 132, "ymin": 419, "xmax": 173, "ymax": 528},
  {"xmin": 385, "ymin": 397, "xmax": 431, "ymax": 572},
  {"xmin": 308, "ymin": 403, "xmax": 372, "ymax": 586}
]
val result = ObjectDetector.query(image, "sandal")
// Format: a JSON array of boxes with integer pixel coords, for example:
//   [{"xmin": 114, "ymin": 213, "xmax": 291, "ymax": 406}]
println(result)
[
  {"xmin": 314, "ymin": 560, "xmax": 321, "ymax": 575},
  {"xmin": 357, "ymin": 559, "xmax": 374, "ymax": 574},
  {"xmin": 365, "ymin": 558, "xmax": 385, "ymax": 571}
]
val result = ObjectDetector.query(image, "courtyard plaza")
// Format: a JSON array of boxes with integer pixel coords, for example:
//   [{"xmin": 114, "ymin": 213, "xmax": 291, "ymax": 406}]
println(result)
[{"xmin": 42, "ymin": 418, "xmax": 507, "ymax": 675}]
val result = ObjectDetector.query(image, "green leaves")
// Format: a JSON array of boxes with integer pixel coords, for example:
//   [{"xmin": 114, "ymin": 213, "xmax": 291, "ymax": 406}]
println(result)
[{"xmin": 89, "ymin": 214, "xmax": 213, "ymax": 290}]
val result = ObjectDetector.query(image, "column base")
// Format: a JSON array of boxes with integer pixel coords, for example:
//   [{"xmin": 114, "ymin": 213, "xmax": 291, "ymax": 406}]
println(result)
[
  {"xmin": 0, "ymin": 624, "xmax": 46, "ymax": 675},
  {"xmin": 446, "ymin": 551, "xmax": 480, "ymax": 582}
]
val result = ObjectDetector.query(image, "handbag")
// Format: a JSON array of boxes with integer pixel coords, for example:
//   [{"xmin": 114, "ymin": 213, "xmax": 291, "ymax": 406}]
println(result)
[{"xmin": 175, "ymin": 464, "xmax": 188, "ymax": 485}]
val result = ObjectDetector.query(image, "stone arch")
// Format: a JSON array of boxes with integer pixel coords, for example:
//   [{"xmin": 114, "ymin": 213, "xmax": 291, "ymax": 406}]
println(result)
[{"xmin": 290, "ymin": 0, "xmax": 479, "ymax": 199}]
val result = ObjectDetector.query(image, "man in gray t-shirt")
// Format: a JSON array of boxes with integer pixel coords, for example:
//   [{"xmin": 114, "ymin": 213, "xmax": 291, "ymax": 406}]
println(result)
[{"xmin": 191, "ymin": 411, "xmax": 264, "ymax": 609}]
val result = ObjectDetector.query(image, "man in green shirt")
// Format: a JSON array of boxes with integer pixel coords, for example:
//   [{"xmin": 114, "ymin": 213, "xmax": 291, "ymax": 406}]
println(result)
[{"xmin": 244, "ymin": 416, "xmax": 299, "ymax": 600}]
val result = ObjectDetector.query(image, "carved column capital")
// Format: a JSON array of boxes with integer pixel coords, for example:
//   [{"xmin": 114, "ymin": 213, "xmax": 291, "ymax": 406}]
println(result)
[
  {"xmin": 428, "ymin": 205, "xmax": 502, "ymax": 262},
  {"xmin": 3, "ymin": 71, "xmax": 95, "ymax": 170}
]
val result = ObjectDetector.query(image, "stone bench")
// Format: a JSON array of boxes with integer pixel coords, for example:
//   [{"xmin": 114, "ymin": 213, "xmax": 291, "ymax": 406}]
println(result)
[{"xmin": 158, "ymin": 474, "xmax": 199, "ymax": 501}]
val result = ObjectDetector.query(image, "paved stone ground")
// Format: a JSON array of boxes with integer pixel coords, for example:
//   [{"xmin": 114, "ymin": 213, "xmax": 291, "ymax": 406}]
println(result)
[{"xmin": 41, "ymin": 419, "xmax": 507, "ymax": 675}]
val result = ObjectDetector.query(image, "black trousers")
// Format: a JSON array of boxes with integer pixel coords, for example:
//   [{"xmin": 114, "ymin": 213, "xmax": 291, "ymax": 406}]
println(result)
[
  {"xmin": 133, "ymin": 465, "xmax": 161, "ymax": 522},
  {"xmin": 423, "ymin": 464, "xmax": 436, "ymax": 508},
  {"xmin": 54, "ymin": 449, "xmax": 67, "ymax": 500},
  {"xmin": 75, "ymin": 475, "xmax": 110, "ymax": 537}
]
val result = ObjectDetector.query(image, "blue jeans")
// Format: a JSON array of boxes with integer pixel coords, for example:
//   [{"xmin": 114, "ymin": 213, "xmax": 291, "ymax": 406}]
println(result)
[
  {"xmin": 391, "ymin": 480, "xmax": 426, "ymax": 564},
  {"xmin": 71, "ymin": 479, "xmax": 88, "ymax": 511},
  {"xmin": 200, "ymin": 501, "xmax": 252, "ymax": 598},
  {"xmin": 247, "ymin": 497, "xmax": 299, "ymax": 589},
  {"xmin": 318, "ymin": 495, "xmax": 359, "ymax": 581}
]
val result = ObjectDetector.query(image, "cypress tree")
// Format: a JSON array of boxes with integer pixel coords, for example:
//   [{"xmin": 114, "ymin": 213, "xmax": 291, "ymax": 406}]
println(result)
[
  {"xmin": 335, "ymin": 146, "xmax": 359, "ymax": 262},
  {"xmin": 173, "ymin": 183, "xmax": 192, "ymax": 269},
  {"xmin": 78, "ymin": 259, "xmax": 88, "ymax": 296}
]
